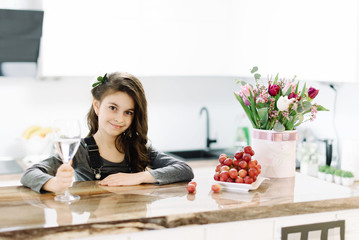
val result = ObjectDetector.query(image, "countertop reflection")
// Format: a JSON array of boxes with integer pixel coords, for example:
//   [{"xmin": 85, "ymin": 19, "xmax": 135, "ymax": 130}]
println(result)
[{"xmin": 1, "ymin": 165, "xmax": 359, "ymax": 239}]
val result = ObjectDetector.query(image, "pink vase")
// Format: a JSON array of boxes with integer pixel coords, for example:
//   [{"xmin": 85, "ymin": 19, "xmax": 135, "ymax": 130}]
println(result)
[{"xmin": 251, "ymin": 129, "xmax": 298, "ymax": 178}]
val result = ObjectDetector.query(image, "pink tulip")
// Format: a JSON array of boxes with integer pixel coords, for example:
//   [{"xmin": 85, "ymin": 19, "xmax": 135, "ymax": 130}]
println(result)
[
  {"xmin": 241, "ymin": 84, "xmax": 254, "ymax": 98},
  {"xmin": 268, "ymin": 84, "xmax": 280, "ymax": 96},
  {"xmin": 282, "ymin": 82, "xmax": 296, "ymax": 94},
  {"xmin": 308, "ymin": 87, "xmax": 319, "ymax": 99}
]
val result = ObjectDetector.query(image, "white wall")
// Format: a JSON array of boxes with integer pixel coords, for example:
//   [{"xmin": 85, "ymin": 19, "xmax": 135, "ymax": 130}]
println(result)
[{"xmin": 0, "ymin": 75, "xmax": 358, "ymax": 165}]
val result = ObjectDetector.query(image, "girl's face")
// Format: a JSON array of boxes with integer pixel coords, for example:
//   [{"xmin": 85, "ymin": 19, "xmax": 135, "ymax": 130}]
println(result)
[{"xmin": 93, "ymin": 91, "xmax": 135, "ymax": 138}]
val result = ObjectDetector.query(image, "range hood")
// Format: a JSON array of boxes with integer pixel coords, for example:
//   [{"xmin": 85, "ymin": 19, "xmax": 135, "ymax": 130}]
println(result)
[{"xmin": 0, "ymin": 8, "xmax": 44, "ymax": 76}]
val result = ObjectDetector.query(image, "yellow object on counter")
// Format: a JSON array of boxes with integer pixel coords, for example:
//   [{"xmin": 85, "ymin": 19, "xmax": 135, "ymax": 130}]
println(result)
[{"xmin": 22, "ymin": 126, "xmax": 52, "ymax": 139}]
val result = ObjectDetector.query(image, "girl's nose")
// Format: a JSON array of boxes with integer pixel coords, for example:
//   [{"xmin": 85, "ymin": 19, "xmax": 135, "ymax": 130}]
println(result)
[{"xmin": 114, "ymin": 113, "xmax": 124, "ymax": 123}]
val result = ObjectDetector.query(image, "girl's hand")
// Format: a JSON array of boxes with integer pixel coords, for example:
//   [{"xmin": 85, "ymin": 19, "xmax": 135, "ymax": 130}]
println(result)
[
  {"xmin": 55, "ymin": 163, "xmax": 74, "ymax": 190},
  {"xmin": 98, "ymin": 172, "xmax": 156, "ymax": 186},
  {"xmin": 43, "ymin": 163, "xmax": 74, "ymax": 193}
]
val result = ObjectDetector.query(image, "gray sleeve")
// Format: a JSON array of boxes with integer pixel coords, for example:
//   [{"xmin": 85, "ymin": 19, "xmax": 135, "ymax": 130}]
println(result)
[
  {"xmin": 147, "ymin": 147, "xmax": 194, "ymax": 185},
  {"xmin": 20, "ymin": 155, "xmax": 63, "ymax": 193},
  {"xmin": 20, "ymin": 144, "xmax": 93, "ymax": 193}
]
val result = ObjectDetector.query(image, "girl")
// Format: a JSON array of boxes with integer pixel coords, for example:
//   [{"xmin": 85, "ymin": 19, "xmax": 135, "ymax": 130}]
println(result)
[{"xmin": 21, "ymin": 72, "xmax": 194, "ymax": 193}]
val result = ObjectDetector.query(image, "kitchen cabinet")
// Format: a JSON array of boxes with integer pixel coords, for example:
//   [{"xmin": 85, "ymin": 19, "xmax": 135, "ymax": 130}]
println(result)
[
  {"xmin": 336, "ymin": 209, "xmax": 359, "ymax": 239},
  {"xmin": 39, "ymin": 0, "xmax": 237, "ymax": 77},
  {"xmin": 232, "ymin": 0, "xmax": 359, "ymax": 82},
  {"xmin": 39, "ymin": 0, "xmax": 359, "ymax": 81},
  {"xmin": 130, "ymin": 210, "xmax": 356, "ymax": 240}
]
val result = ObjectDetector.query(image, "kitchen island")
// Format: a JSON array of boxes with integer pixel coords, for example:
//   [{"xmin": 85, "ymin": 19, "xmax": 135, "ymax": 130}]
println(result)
[{"xmin": 0, "ymin": 161, "xmax": 359, "ymax": 239}]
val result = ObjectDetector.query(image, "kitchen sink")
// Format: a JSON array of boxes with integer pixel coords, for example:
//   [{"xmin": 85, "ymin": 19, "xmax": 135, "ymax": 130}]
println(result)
[{"xmin": 165, "ymin": 149, "xmax": 232, "ymax": 161}]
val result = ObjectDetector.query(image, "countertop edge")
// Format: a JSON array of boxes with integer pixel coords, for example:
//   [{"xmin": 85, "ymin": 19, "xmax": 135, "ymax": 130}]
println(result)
[{"xmin": 1, "ymin": 196, "xmax": 359, "ymax": 239}]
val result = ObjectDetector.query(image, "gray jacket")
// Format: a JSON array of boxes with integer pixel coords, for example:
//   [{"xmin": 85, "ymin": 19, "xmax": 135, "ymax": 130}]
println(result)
[{"xmin": 21, "ymin": 140, "xmax": 194, "ymax": 193}]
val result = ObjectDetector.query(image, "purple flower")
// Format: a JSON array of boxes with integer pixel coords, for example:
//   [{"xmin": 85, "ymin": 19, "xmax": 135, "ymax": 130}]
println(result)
[
  {"xmin": 288, "ymin": 92, "xmax": 296, "ymax": 99},
  {"xmin": 288, "ymin": 92, "xmax": 301, "ymax": 101},
  {"xmin": 310, "ymin": 104, "xmax": 318, "ymax": 121},
  {"xmin": 239, "ymin": 92, "xmax": 251, "ymax": 106},
  {"xmin": 308, "ymin": 87, "xmax": 319, "ymax": 99},
  {"xmin": 268, "ymin": 84, "xmax": 280, "ymax": 96},
  {"xmin": 243, "ymin": 98, "xmax": 250, "ymax": 106}
]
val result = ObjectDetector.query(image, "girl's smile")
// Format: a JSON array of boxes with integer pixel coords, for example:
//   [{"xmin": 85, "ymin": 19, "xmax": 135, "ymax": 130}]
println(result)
[{"xmin": 109, "ymin": 122, "xmax": 123, "ymax": 129}]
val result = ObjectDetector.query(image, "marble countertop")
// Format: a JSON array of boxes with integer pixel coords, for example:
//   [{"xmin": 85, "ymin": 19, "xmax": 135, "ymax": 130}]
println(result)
[{"xmin": 0, "ymin": 162, "xmax": 359, "ymax": 239}]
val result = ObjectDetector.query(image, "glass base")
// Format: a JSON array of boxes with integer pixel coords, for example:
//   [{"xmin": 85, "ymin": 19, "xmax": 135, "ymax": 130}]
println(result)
[{"xmin": 54, "ymin": 193, "xmax": 80, "ymax": 203}]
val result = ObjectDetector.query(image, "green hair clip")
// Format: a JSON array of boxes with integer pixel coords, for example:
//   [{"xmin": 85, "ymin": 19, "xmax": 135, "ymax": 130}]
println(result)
[{"xmin": 92, "ymin": 73, "xmax": 108, "ymax": 88}]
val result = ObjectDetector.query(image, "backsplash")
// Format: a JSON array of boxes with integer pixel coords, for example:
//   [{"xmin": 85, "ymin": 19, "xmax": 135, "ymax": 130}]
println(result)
[{"xmin": 0, "ymin": 75, "xmax": 357, "ymax": 167}]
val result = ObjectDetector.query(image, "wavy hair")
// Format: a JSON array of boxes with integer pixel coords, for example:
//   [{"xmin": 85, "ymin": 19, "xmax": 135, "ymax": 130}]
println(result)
[{"xmin": 87, "ymin": 72, "xmax": 149, "ymax": 172}]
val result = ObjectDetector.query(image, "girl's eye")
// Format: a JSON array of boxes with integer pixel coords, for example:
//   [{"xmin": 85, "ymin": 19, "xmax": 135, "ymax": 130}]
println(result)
[
  {"xmin": 109, "ymin": 106, "xmax": 117, "ymax": 111},
  {"xmin": 125, "ymin": 111, "xmax": 134, "ymax": 116}
]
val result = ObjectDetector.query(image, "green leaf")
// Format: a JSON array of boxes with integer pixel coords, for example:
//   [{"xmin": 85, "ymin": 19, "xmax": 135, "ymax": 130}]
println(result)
[
  {"xmin": 251, "ymin": 66, "xmax": 258, "ymax": 74},
  {"xmin": 274, "ymin": 94, "xmax": 281, "ymax": 103},
  {"xmin": 285, "ymin": 120, "xmax": 294, "ymax": 130},
  {"xmin": 254, "ymin": 73, "xmax": 261, "ymax": 80},
  {"xmin": 248, "ymin": 91, "xmax": 260, "ymax": 128},
  {"xmin": 303, "ymin": 101, "xmax": 312, "ymax": 111},
  {"xmin": 293, "ymin": 114, "xmax": 304, "ymax": 128},
  {"xmin": 273, "ymin": 122, "xmax": 285, "ymax": 132},
  {"xmin": 97, "ymin": 76, "xmax": 103, "ymax": 81},
  {"xmin": 285, "ymin": 87, "xmax": 292, "ymax": 96},
  {"xmin": 273, "ymin": 73, "xmax": 279, "ymax": 84},
  {"xmin": 296, "ymin": 105, "xmax": 304, "ymax": 113},
  {"xmin": 294, "ymin": 81, "xmax": 299, "ymax": 94},
  {"xmin": 316, "ymin": 105, "xmax": 330, "ymax": 111},
  {"xmin": 296, "ymin": 100, "xmax": 305, "ymax": 113},
  {"xmin": 258, "ymin": 108, "xmax": 268, "ymax": 128},
  {"xmin": 234, "ymin": 92, "xmax": 257, "ymax": 128},
  {"xmin": 300, "ymin": 82, "xmax": 306, "ymax": 98},
  {"xmin": 92, "ymin": 82, "xmax": 101, "ymax": 87}
]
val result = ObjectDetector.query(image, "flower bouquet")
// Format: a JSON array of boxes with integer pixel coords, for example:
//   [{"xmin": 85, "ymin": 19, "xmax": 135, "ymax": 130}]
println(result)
[
  {"xmin": 234, "ymin": 67, "xmax": 328, "ymax": 178},
  {"xmin": 234, "ymin": 66, "xmax": 328, "ymax": 131}
]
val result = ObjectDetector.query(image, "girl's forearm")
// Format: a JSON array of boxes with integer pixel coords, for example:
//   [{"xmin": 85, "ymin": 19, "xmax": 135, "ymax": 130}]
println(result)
[
  {"xmin": 139, "ymin": 171, "xmax": 156, "ymax": 184},
  {"xmin": 42, "ymin": 177, "xmax": 59, "ymax": 193}
]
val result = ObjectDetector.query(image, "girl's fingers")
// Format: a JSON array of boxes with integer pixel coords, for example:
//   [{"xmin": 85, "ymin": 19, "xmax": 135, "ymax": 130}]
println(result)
[
  {"xmin": 57, "ymin": 171, "xmax": 73, "ymax": 178},
  {"xmin": 98, "ymin": 180, "xmax": 108, "ymax": 186},
  {"xmin": 60, "ymin": 164, "xmax": 73, "ymax": 171}
]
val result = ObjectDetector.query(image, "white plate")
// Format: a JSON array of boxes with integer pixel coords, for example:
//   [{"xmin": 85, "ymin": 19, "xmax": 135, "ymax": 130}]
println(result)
[{"xmin": 214, "ymin": 176, "xmax": 269, "ymax": 192}]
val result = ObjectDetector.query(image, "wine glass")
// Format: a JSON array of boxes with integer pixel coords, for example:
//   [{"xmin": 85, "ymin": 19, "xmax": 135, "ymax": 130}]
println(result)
[{"xmin": 52, "ymin": 119, "xmax": 81, "ymax": 203}]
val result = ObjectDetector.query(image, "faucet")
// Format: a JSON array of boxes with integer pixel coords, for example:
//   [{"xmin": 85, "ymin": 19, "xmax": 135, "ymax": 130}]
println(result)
[
  {"xmin": 200, "ymin": 106, "xmax": 217, "ymax": 149},
  {"xmin": 322, "ymin": 139, "xmax": 334, "ymax": 166}
]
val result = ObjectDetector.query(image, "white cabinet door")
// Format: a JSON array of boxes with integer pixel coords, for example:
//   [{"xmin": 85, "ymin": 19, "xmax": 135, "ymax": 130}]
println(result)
[
  {"xmin": 39, "ymin": 0, "xmax": 358, "ymax": 81},
  {"xmin": 274, "ymin": 212, "xmax": 339, "ymax": 240},
  {"xmin": 231, "ymin": 0, "xmax": 359, "ymax": 82},
  {"xmin": 39, "ymin": 0, "xmax": 236, "ymax": 77},
  {"xmin": 130, "ymin": 225, "xmax": 205, "ymax": 240},
  {"xmin": 205, "ymin": 219, "xmax": 274, "ymax": 240},
  {"xmin": 336, "ymin": 209, "xmax": 359, "ymax": 240}
]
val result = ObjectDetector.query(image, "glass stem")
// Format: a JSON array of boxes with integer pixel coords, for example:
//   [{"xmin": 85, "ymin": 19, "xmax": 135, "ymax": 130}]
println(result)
[{"xmin": 64, "ymin": 189, "xmax": 70, "ymax": 200}]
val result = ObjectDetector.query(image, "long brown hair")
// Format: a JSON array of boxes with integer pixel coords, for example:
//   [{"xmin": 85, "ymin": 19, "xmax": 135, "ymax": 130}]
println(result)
[{"xmin": 87, "ymin": 72, "xmax": 149, "ymax": 172}]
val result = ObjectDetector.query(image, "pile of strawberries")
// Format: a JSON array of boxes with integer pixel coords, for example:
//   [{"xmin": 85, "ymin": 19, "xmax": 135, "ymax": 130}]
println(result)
[{"xmin": 213, "ymin": 146, "xmax": 261, "ymax": 184}]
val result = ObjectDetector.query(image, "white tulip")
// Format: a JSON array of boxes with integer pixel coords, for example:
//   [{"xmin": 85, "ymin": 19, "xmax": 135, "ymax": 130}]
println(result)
[{"xmin": 277, "ymin": 96, "xmax": 295, "ymax": 111}]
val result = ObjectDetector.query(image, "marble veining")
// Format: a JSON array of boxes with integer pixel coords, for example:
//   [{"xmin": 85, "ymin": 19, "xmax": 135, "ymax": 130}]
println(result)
[{"xmin": 0, "ymin": 165, "xmax": 358, "ymax": 239}]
